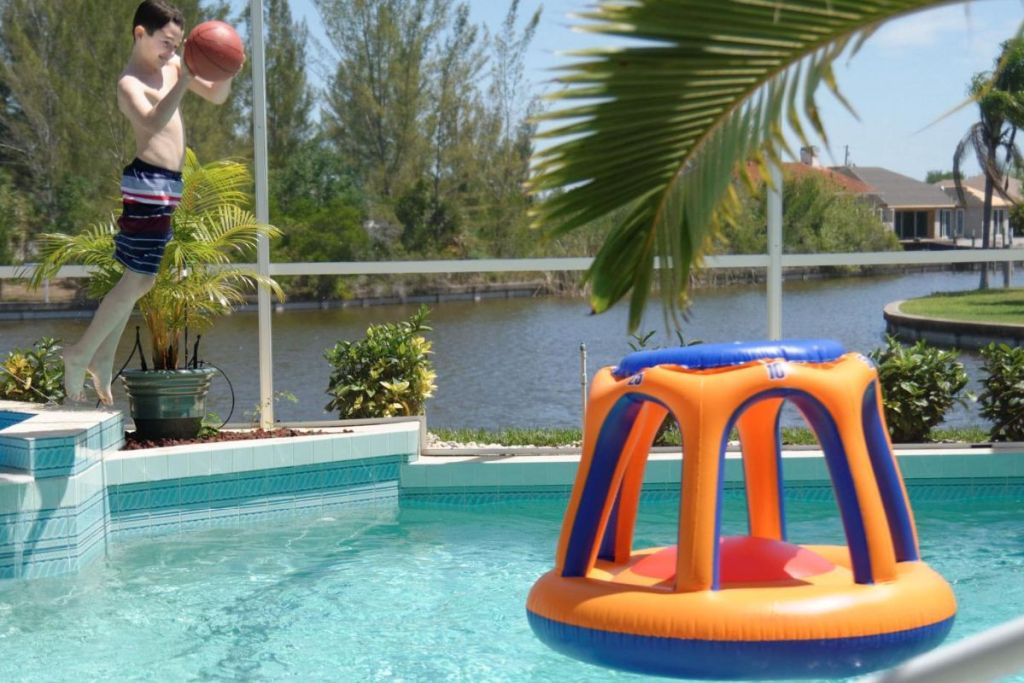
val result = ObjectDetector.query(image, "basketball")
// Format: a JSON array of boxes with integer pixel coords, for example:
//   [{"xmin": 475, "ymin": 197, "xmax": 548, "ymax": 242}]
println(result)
[{"xmin": 183, "ymin": 21, "xmax": 244, "ymax": 81}]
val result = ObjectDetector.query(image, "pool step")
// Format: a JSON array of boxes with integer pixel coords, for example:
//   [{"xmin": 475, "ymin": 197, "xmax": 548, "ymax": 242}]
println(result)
[{"xmin": 0, "ymin": 404, "xmax": 123, "ymax": 477}]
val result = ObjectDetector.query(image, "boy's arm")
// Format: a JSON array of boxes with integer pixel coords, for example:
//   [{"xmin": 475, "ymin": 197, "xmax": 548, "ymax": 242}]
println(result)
[
  {"xmin": 117, "ymin": 64, "xmax": 193, "ymax": 133},
  {"xmin": 176, "ymin": 55, "xmax": 236, "ymax": 105}
]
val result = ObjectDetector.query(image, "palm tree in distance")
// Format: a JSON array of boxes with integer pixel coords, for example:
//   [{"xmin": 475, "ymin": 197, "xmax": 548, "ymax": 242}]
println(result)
[
  {"xmin": 953, "ymin": 37, "xmax": 1024, "ymax": 290},
  {"xmin": 529, "ymin": 0, "xmax": 1021, "ymax": 330}
]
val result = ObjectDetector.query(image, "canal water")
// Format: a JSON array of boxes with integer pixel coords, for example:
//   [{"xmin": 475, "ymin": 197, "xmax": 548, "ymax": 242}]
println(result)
[{"xmin": 1, "ymin": 270, "xmax": 1020, "ymax": 430}]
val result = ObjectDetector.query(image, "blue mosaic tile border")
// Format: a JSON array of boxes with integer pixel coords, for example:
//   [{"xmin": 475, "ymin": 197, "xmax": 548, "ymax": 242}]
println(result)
[
  {"xmin": 0, "ymin": 410, "xmax": 124, "ymax": 478},
  {"xmin": 903, "ymin": 477, "xmax": 1024, "ymax": 503},
  {"xmin": 0, "ymin": 478, "xmax": 106, "ymax": 581},
  {"xmin": 402, "ymin": 485, "xmax": 570, "ymax": 507},
  {"xmin": 400, "ymin": 478, "xmax": 1024, "ymax": 508},
  {"xmin": 400, "ymin": 482, "xmax": 768, "ymax": 507},
  {"xmin": 0, "ymin": 433, "xmax": 100, "ymax": 478},
  {"xmin": 107, "ymin": 457, "xmax": 403, "ymax": 539}
]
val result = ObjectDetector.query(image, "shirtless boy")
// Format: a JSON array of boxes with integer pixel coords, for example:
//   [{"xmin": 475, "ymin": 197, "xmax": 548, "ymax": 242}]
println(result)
[{"xmin": 63, "ymin": 0, "xmax": 239, "ymax": 404}]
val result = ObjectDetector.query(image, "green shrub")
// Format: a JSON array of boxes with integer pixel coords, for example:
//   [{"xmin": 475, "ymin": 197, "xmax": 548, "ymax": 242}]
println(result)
[
  {"xmin": 978, "ymin": 343, "xmax": 1024, "ymax": 441},
  {"xmin": 324, "ymin": 305, "xmax": 437, "ymax": 418},
  {"xmin": 0, "ymin": 337, "xmax": 65, "ymax": 404},
  {"xmin": 627, "ymin": 330, "xmax": 702, "ymax": 351},
  {"xmin": 430, "ymin": 427, "xmax": 582, "ymax": 448},
  {"xmin": 929, "ymin": 426, "xmax": 990, "ymax": 444},
  {"xmin": 868, "ymin": 337, "xmax": 971, "ymax": 443},
  {"xmin": 717, "ymin": 172, "xmax": 900, "ymax": 258}
]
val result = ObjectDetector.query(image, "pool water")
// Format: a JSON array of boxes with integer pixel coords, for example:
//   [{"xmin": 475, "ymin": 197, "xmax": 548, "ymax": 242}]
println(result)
[{"xmin": 0, "ymin": 495, "xmax": 1021, "ymax": 682}]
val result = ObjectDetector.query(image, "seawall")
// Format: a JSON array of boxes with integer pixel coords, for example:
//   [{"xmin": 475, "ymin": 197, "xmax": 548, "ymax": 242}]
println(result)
[{"xmin": 883, "ymin": 301, "xmax": 1024, "ymax": 350}]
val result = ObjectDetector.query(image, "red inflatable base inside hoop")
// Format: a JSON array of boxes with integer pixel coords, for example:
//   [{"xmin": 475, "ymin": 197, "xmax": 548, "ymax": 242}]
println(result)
[{"xmin": 630, "ymin": 536, "xmax": 836, "ymax": 584}]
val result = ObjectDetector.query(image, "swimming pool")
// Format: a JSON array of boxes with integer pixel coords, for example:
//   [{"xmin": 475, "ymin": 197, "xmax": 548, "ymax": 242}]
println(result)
[{"xmin": 0, "ymin": 494, "xmax": 1021, "ymax": 682}]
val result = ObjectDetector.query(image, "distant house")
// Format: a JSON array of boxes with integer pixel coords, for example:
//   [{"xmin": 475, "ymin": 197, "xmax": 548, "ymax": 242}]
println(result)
[
  {"xmin": 832, "ymin": 165, "xmax": 956, "ymax": 240},
  {"xmin": 759, "ymin": 149, "xmax": 1014, "ymax": 244},
  {"xmin": 933, "ymin": 175, "xmax": 1019, "ymax": 244}
]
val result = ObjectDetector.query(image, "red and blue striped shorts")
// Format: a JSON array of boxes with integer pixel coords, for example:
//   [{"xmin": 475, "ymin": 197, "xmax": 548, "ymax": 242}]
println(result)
[{"xmin": 113, "ymin": 158, "xmax": 183, "ymax": 276}]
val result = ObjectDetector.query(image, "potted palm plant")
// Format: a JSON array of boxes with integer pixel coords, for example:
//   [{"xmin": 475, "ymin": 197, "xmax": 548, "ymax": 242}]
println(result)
[{"xmin": 29, "ymin": 150, "xmax": 283, "ymax": 439}]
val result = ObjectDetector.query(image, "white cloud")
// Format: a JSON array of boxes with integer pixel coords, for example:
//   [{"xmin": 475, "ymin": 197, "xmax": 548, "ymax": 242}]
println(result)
[
  {"xmin": 872, "ymin": 4, "xmax": 976, "ymax": 51},
  {"xmin": 866, "ymin": 1, "xmax": 1024, "ymax": 67}
]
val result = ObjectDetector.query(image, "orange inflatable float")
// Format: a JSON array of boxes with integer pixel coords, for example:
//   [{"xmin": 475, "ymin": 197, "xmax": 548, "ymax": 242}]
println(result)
[{"xmin": 527, "ymin": 339, "xmax": 955, "ymax": 679}]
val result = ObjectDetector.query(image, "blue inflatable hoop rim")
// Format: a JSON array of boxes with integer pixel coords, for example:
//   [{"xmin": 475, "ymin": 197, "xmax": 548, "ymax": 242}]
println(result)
[{"xmin": 613, "ymin": 338, "xmax": 847, "ymax": 378}]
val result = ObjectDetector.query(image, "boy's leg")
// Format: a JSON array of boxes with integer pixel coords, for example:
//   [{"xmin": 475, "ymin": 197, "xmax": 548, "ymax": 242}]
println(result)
[
  {"xmin": 84, "ymin": 306, "xmax": 136, "ymax": 404},
  {"xmin": 64, "ymin": 270, "xmax": 155, "ymax": 403}
]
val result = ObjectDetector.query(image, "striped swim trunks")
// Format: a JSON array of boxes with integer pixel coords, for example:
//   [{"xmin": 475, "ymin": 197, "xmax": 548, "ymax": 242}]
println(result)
[{"xmin": 113, "ymin": 158, "xmax": 184, "ymax": 276}]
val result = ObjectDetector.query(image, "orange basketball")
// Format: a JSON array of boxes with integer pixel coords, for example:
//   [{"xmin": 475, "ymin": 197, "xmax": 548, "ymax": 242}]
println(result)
[{"xmin": 184, "ymin": 21, "xmax": 244, "ymax": 81}]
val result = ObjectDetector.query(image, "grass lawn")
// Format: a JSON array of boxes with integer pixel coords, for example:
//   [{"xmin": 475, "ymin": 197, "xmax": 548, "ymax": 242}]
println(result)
[
  {"xmin": 900, "ymin": 287, "xmax": 1024, "ymax": 324},
  {"xmin": 430, "ymin": 425, "xmax": 991, "ymax": 447}
]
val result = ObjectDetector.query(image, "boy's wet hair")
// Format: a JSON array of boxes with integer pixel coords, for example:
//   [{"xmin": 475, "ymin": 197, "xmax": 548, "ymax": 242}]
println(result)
[{"xmin": 132, "ymin": 0, "xmax": 184, "ymax": 37}]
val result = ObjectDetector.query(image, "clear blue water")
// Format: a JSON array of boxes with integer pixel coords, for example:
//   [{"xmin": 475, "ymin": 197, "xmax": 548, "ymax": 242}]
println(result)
[{"xmin": 0, "ymin": 495, "xmax": 1021, "ymax": 682}]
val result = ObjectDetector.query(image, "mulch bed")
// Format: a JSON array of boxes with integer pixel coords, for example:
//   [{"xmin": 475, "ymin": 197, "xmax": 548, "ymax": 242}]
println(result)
[{"xmin": 122, "ymin": 427, "xmax": 342, "ymax": 451}]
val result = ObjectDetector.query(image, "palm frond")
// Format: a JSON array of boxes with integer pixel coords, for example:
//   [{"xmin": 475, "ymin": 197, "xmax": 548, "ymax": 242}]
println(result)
[
  {"xmin": 207, "ymin": 268, "xmax": 285, "ymax": 301},
  {"xmin": 178, "ymin": 149, "xmax": 251, "ymax": 217},
  {"xmin": 28, "ymin": 221, "xmax": 118, "ymax": 285},
  {"xmin": 165, "ymin": 206, "xmax": 280, "ymax": 271},
  {"xmin": 530, "ymin": 0, "xmax": 949, "ymax": 330},
  {"xmin": 139, "ymin": 266, "xmax": 284, "ymax": 334},
  {"xmin": 27, "ymin": 220, "xmax": 124, "ymax": 299},
  {"xmin": 952, "ymin": 123, "xmax": 983, "ymax": 207},
  {"xmin": 201, "ymin": 206, "xmax": 282, "ymax": 254}
]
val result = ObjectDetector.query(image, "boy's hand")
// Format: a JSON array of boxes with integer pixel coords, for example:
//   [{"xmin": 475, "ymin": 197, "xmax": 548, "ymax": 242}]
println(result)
[
  {"xmin": 177, "ymin": 48, "xmax": 194, "ymax": 83},
  {"xmin": 231, "ymin": 52, "xmax": 246, "ymax": 78}
]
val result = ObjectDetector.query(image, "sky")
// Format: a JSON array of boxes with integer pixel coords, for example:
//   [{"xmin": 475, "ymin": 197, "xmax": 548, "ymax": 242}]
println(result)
[{"xmin": 232, "ymin": 0, "xmax": 1024, "ymax": 182}]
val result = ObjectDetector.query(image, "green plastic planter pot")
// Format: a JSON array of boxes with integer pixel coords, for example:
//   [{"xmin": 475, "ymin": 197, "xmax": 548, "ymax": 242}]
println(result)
[{"xmin": 121, "ymin": 368, "xmax": 218, "ymax": 440}]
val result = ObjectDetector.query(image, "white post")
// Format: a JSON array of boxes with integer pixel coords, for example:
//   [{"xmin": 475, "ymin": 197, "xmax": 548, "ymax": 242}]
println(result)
[
  {"xmin": 250, "ymin": 0, "xmax": 274, "ymax": 428},
  {"xmin": 861, "ymin": 614, "xmax": 1024, "ymax": 683},
  {"xmin": 579, "ymin": 343, "xmax": 587, "ymax": 430},
  {"xmin": 766, "ymin": 161, "xmax": 783, "ymax": 340}
]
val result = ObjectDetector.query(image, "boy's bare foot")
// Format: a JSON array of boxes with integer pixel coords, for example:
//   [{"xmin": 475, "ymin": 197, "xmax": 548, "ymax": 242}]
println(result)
[
  {"xmin": 63, "ymin": 348, "xmax": 88, "ymax": 402},
  {"xmin": 87, "ymin": 366, "xmax": 114, "ymax": 406}
]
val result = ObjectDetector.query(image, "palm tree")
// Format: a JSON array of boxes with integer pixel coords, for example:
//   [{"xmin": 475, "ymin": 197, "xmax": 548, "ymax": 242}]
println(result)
[
  {"xmin": 953, "ymin": 37, "xmax": 1024, "ymax": 290},
  {"xmin": 528, "ymin": 0, "xmax": 1003, "ymax": 330},
  {"xmin": 29, "ymin": 150, "xmax": 283, "ymax": 369}
]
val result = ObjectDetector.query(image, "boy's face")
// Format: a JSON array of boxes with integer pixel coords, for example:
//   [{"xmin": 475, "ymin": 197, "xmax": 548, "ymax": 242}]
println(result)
[{"xmin": 133, "ymin": 22, "xmax": 184, "ymax": 68}]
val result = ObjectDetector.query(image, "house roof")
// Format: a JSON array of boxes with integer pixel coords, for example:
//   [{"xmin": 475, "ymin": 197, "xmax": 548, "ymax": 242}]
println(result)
[
  {"xmin": 962, "ymin": 174, "xmax": 1022, "ymax": 203},
  {"xmin": 836, "ymin": 166, "xmax": 955, "ymax": 209},
  {"xmin": 784, "ymin": 163, "xmax": 874, "ymax": 193},
  {"xmin": 933, "ymin": 179, "xmax": 1013, "ymax": 208},
  {"xmin": 744, "ymin": 162, "xmax": 874, "ymax": 193}
]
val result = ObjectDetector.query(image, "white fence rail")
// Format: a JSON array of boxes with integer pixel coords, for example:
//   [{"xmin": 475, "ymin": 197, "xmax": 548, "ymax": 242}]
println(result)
[
  {"xmin": 1, "ymin": 247, "xmax": 1022, "ymax": 281},
  {"xmin": 861, "ymin": 614, "xmax": 1024, "ymax": 683}
]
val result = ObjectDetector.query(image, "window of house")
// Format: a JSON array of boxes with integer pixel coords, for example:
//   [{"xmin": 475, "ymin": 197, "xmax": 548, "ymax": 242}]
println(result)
[
  {"xmin": 939, "ymin": 209, "xmax": 952, "ymax": 238},
  {"xmin": 994, "ymin": 209, "xmax": 1006, "ymax": 234},
  {"xmin": 956, "ymin": 209, "xmax": 964, "ymax": 236},
  {"xmin": 894, "ymin": 210, "xmax": 928, "ymax": 239}
]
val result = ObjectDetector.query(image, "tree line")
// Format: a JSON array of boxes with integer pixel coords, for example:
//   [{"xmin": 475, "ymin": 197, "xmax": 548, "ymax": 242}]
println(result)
[
  {"xmin": 0, "ymin": 0, "xmax": 611, "ymax": 298},
  {"xmin": 0, "ymin": 0, "xmax": 913, "ymax": 303}
]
